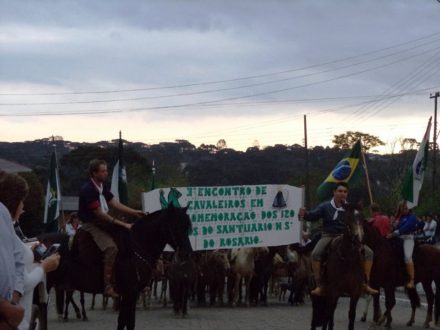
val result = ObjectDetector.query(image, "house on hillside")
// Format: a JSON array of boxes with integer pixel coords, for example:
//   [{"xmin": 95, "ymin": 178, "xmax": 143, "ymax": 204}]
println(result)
[{"xmin": 0, "ymin": 158, "xmax": 32, "ymax": 173}]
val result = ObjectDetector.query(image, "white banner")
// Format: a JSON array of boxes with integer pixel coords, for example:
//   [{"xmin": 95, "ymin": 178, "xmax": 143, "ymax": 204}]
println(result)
[{"xmin": 142, "ymin": 184, "xmax": 303, "ymax": 250}]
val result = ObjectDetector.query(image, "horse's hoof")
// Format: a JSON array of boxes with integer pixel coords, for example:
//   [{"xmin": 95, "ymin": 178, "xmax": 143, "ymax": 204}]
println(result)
[
  {"xmin": 367, "ymin": 324, "xmax": 377, "ymax": 330},
  {"xmin": 377, "ymin": 315, "xmax": 385, "ymax": 326},
  {"xmin": 423, "ymin": 321, "xmax": 430, "ymax": 328},
  {"xmin": 82, "ymin": 317, "xmax": 88, "ymax": 322},
  {"xmin": 360, "ymin": 314, "xmax": 366, "ymax": 322},
  {"xmin": 406, "ymin": 320, "xmax": 414, "ymax": 326}
]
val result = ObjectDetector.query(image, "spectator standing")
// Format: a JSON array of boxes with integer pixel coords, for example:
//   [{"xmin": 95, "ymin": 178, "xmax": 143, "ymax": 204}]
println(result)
[{"xmin": 423, "ymin": 214, "xmax": 437, "ymax": 244}]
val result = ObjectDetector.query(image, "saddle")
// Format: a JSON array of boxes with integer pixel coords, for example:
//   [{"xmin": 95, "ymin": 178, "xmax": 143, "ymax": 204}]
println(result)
[{"xmin": 70, "ymin": 227, "xmax": 136, "ymax": 293}]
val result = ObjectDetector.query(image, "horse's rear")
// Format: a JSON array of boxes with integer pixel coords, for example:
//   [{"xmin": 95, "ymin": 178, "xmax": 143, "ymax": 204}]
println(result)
[
  {"xmin": 168, "ymin": 251, "xmax": 195, "ymax": 317},
  {"xmin": 409, "ymin": 244, "xmax": 440, "ymax": 327}
]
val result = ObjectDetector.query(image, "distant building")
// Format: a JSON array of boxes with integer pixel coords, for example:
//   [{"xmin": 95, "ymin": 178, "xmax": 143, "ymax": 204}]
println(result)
[{"xmin": 0, "ymin": 158, "xmax": 32, "ymax": 173}]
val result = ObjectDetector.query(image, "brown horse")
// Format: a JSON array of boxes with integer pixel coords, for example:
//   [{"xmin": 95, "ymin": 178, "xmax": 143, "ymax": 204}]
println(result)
[
  {"xmin": 44, "ymin": 205, "xmax": 193, "ymax": 330},
  {"xmin": 363, "ymin": 221, "xmax": 440, "ymax": 329},
  {"xmin": 311, "ymin": 203, "xmax": 365, "ymax": 330}
]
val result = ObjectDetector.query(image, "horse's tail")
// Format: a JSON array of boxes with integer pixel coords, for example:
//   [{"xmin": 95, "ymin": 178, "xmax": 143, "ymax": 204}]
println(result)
[
  {"xmin": 406, "ymin": 287, "xmax": 421, "ymax": 308},
  {"xmin": 435, "ymin": 281, "xmax": 440, "ymax": 324}
]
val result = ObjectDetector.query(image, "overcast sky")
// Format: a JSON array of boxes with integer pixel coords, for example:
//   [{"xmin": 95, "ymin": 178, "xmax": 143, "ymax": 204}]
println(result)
[{"xmin": 0, "ymin": 0, "xmax": 439, "ymax": 152}]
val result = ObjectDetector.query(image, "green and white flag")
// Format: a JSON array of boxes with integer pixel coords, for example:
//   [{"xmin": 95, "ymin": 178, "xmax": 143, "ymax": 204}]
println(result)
[
  {"xmin": 401, "ymin": 117, "xmax": 432, "ymax": 209},
  {"xmin": 317, "ymin": 140, "xmax": 362, "ymax": 201},
  {"xmin": 150, "ymin": 160, "xmax": 156, "ymax": 191},
  {"xmin": 43, "ymin": 149, "xmax": 61, "ymax": 225},
  {"xmin": 111, "ymin": 132, "xmax": 128, "ymax": 205}
]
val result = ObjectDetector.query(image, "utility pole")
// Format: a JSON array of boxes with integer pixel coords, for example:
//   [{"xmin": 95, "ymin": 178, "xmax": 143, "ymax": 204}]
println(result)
[
  {"xmin": 304, "ymin": 115, "xmax": 310, "ymax": 209},
  {"xmin": 431, "ymin": 92, "xmax": 439, "ymax": 193}
]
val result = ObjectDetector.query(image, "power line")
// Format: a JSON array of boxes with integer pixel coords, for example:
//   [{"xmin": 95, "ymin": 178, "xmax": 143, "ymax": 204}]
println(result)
[
  {"xmin": 0, "ymin": 86, "xmax": 437, "ymax": 118},
  {"xmin": 2, "ymin": 31, "xmax": 440, "ymax": 97},
  {"xmin": 3, "ymin": 38, "xmax": 440, "ymax": 107}
]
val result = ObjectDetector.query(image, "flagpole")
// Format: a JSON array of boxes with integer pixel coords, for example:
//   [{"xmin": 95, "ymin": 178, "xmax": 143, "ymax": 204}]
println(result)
[
  {"xmin": 361, "ymin": 148, "xmax": 374, "ymax": 205},
  {"xmin": 54, "ymin": 139, "xmax": 65, "ymax": 233}
]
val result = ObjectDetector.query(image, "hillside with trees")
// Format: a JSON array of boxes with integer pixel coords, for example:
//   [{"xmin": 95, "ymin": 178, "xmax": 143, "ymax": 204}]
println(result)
[{"xmin": 1, "ymin": 132, "xmax": 438, "ymax": 236}]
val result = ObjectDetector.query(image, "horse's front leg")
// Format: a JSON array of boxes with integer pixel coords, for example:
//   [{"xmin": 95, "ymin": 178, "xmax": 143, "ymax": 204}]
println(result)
[
  {"xmin": 233, "ymin": 275, "xmax": 241, "ymax": 307},
  {"xmin": 383, "ymin": 286, "xmax": 396, "ymax": 329},
  {"xmin": 325, "ymin": 298, "xmax": 338, "ymax": 330},
  {"xmin": 63, "ymin": 290, "xmax": 76, "ymax": 321},
  {"xmin": 361, "ymin": 294, "xmax": 372, "ymax": 322},
  {"xmin": 244, "ymin": 275, "xmax": 253, "ymax": 307},
  {"xmin": 422, "ymin": 280, "xmax": 434, "ymax": 328},
  {"xmin": 80, "ymin": 292, "xmax": 88, "ymax": 321},
  {"xmin": 348, "ymin": 296, "xmax": 359, "ymax": 330},
  {"xmin": 406, "ymin": 288, "xmax": 420, "ymax": 326}
]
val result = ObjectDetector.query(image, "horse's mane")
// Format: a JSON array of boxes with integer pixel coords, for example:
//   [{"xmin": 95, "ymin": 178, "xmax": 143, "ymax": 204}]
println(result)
[{"xmin": 132, "ymin": 206, "xmax": 192, "ymax": 233}]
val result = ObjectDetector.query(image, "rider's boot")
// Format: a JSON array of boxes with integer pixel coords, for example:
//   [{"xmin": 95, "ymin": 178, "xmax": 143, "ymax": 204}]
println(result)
[
  {"xmin": 311, "ymin": 260, "xmax": 324, "ymax": 296},
  {"xmin": 103, "ymin": 249, "xmax": 119, "ymax": 299},
  {"xmin": 405, "ymin": 262, "xmax": 415, "ymax": 289},
  {"xmin": 363, "ymin": 260, "xmax": 379, "ymax": 295}
]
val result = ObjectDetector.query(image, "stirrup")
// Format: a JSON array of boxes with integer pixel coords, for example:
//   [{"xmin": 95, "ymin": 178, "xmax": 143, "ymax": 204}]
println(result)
[{"xmin": 104, "ymin": 285, "xmax": 119, "ymax": 298}]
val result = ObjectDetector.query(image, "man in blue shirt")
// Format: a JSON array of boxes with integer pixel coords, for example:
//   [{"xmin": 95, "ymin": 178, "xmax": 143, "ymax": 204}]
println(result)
[{"xmin": 299, "ymin": 183, "xmax": 377, "ymax": 296}]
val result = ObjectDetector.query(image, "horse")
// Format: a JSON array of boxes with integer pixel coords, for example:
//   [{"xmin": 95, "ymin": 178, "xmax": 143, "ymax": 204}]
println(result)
[
  {"xmin": 228, "ymin": 248, "xmax": 256, "ymax": 307},
  {"xmin": 310, "ymin": 203, "xmax": 365, "ymax": 330},
  {"xmin": 287, "ymin": 243, "xmax": 313, "ymax": 305},
  {"xmin": 205, "ymin": 250, "xmax": 230, "ymax": 306},
  {"xmin": 363, "ymin": 221, "xmax": 440, "ymax": 329},
  {"xmin": 168, "ymin": 249, "xmax": 195, "ymax": 317},
  {"xmin": 44, "ymin": 205, "xmax": 193, "ymax": 330}
]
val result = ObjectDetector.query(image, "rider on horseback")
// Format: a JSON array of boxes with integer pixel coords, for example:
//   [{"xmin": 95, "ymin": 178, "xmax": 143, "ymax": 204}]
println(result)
[
  {"xmin": 78, "ymin": 159, "xmax": 144, "ymax": 298},
  {"xmin": 299, "ymin": 182, "xmax": 378, "ymax": 296},
  {"xmin": 386, "ymin": 201, "xmax": 417, "ymax": 289}
]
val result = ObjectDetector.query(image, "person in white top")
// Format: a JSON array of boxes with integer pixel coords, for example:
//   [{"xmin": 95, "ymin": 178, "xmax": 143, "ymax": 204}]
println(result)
[{"xmin": 0, "ymin": 171, "xmax": 60, "ymax": 330}]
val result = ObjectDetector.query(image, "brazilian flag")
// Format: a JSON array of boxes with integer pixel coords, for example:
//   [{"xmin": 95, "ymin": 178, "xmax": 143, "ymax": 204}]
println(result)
[{"xmin": 316, "ymin": 140, "xmax": 362, "ymax": 201}]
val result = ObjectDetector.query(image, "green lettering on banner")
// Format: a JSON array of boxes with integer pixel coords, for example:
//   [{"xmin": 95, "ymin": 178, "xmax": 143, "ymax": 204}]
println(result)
[
  {"xmin": 250, "ymin": 199, "xmax": 263, "ymax": 208},
  {"xmin": 203, "ymin": 239, "xmax": 215, "ymax": 249},
  {"xmin": 219, "ymin": 235, "xmax": 260, "ymax": 247},
  {"xmin": 256, "ymin": 186, "xmax": 267, "ymax": 195},
  {"xmin": 275, "ymin": 222, "xmax": 282, "ymax": 230}
]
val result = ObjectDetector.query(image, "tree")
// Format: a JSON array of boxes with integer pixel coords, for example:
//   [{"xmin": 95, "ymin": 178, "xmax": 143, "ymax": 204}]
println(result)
[
  {"xmin": 216, "ymin": 139, "xmax": 227, "ymax": 150},
  {"xmin": 332, "ymin": 131, "xmax": 384, "ymax": 152},
  {"xmin": 399, "ymin": 138, "xmax": 419, "ymax": 151}
]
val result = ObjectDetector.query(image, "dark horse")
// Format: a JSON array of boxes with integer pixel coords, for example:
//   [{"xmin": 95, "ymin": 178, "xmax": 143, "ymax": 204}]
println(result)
[
  {"xmin": 363, "ymin": 221, "xmax": 440, "ymax": 329},
  {"xmin": 42, "ymin": 205, "xmax": 193, "ymax": 330},
  {"xmin": 311, "ymin": 203, "xmax": 365, "ymax": 330}
]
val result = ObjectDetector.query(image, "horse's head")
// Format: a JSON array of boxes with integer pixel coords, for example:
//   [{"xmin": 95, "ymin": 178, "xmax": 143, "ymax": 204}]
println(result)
[
  {"xmin": 342, "ymin": 202, "xmax": 365, "ymax": 245},
  {"xmin": 161, "ymin": 203, "xmax": 193, "ymax": 253}
]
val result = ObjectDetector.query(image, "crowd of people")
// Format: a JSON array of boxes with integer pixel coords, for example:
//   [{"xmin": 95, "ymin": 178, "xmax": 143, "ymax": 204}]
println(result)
[{"xmin": 1, "ymin": 162, "xmax": 440, "ymax": 329}]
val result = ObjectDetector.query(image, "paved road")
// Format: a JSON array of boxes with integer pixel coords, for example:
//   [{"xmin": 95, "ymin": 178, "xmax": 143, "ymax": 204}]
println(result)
[{"xmin": 46, "ymin": 291, "xmax": 439, "ymax": 330}]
